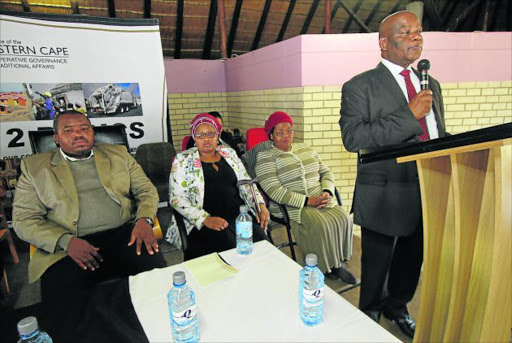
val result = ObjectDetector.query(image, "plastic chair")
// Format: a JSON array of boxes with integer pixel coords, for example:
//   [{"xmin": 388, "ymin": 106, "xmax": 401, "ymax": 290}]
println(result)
[
  {"xmin": 182, "ymin": 135, "xmax": 193, "ymax": 151},
  {"xmin": 244, "ymin": 127, "xmax": 343, "ymax": 262},
  {"xmin": 134, "ymin": 142, "xmax": 184, "ymax": 241}
]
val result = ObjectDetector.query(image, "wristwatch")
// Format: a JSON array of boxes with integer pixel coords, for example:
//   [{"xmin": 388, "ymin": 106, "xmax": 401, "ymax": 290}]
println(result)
[{"xmin": 139, "ymin": 217, "xmax": 154, "ymax": 227}]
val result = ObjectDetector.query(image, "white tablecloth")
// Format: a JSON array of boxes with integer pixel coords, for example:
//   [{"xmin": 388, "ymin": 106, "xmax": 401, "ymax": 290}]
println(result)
[{"xmin": 130, "ymin": 241, "xmax": 400, "ymax": 342}]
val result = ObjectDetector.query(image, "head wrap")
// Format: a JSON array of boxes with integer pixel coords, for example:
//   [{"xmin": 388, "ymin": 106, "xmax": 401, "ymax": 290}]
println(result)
[
  {"xmin": 264, "ymin": 111, "xmax": 293, "ymax": 135},
  {"xmin": 190, "ymin": 113, "xmax": 221, "ymax": 136}
]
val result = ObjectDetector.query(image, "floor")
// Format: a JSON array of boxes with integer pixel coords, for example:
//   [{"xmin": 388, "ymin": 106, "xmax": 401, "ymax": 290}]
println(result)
[{"xmin": 1, "ymin": 224, "xmax": 419, "ymax": 343}]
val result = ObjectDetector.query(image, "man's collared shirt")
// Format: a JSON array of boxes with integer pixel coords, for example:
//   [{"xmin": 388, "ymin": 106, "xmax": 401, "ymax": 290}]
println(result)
[
  {"xmin": 59, "ymin": 148, "xmax": 94, "ymax": 161},
  {"xmin": 381, "ymin": 58, "xmax": 439, "ymax": 139}
]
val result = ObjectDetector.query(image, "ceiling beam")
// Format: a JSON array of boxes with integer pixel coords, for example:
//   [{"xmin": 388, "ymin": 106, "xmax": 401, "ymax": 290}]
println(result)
[
  {"xmin": 217, "ymin": 0, "xmax": 228, "ymax": 59},
  {"xmin": 364, "ymin": 1, "xmax": 382, "ymax": 26},
  {"xmin": 107, "ymin": 0, "xmax": 116, "ymax": 18},
  {"xmin": 448, "ymin": 0, "xmax": 481, "ymax": 31},
  {"xmin": 300, "ymin": 0, "xmax": 320, "ymax": 34},
  {"xmin": 251, "ymin": 0, "xmax": 272, "ymax": 51},
  {"xmin": 203, "ymin": 0, "xmax": 218, "ymax": 59},
  {"xmin": 277, "ymin": 0, "xmax": 296, "ymax": 42},
  {"xmin": 423, "ymin": 0, "xmax": 445, "ymax": 31},
  {"xmin": 227, "ymin": 0, "xmax": 243, "ymax": 57},
  {"xmin": 174, "ymin": 0, "xmax": 184, "ymax": 59},
  {"xmin": 336, "ymin": 0, "xmax": 370, "ymax": 33},
  {"xmin": 342, "ymin": 0, "xmax": 362, "ymax": 33},
  {"xmin": 482, "ymin": 0, "xmax": 491, "ymax": 31},
  {"xmin": 508, "ymin": 0, "xmax": 512, "ymax": 31},
  {"xmin": 442, "ymin": 0, "xmax": 459, "ymax": 27},
  {"xmin": 144, "ymin": 0, "xmax": 151, "ymax": 18},
  {"xmin": 325, "ymin": 0, "xmax": 332, "ymax": 34},
  {"xmin": 70, "ymin": 1, "xmax": 80, "ymax": 14},
  {"xmin": 21, "ymin": 0, "xmax": 31, "ymax": 12},
  {"xmin": 322, "ymin": 0, "xmax": 340, "ymax": 34}
]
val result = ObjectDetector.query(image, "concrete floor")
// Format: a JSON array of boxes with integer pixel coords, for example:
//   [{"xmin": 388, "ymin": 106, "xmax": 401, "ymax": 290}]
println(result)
[{"xmin": 1, "ymin": 224, "xmax": 419, "ymax": 342}]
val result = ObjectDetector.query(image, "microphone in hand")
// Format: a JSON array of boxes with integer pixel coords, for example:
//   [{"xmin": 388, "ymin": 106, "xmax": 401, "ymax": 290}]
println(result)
[{"xmin": 417, "ymin": 59, "xmax": 430, "ymax": 90}]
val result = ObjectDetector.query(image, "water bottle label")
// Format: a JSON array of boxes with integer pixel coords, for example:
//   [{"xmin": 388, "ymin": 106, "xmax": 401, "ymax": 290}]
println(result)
[
  {"xmin": 172, "ymin": 304, "xmax": 197, "ymax": 326},
  {"xmin": 236, "ymin": 222, "xmax": 252, "ymax": 239},
  {"xmin": 303, "ymin": 287, "xmax": 324, "ymax": 307}
]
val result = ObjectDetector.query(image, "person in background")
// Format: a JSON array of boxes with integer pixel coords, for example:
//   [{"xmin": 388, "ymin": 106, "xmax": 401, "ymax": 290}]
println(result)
[
  {"xmin": 167, "ymin": 113, "xmax": 269, "ymax": 259},
  {"xmin": 255, "ymin": 111, "xmax": 356, "ymax": 284},
  {"xmin": 185, "ymin": 111, "xmax": 244, "ymax": 157},
  {"xmin": 339, "ymin": 11, "xmax": 448, "ymax": 338},
  {"xmin": 13, "ymin": 110, "xmax": 166, "ymax": 301}
]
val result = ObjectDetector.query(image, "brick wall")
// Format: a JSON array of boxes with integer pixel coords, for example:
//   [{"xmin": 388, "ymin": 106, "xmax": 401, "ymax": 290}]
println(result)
[
  {"xmin": 168, "ymin": 80, "xmax": 512, "ymax": 217},
  {"xmin": 168, "ymin": 92, "xmax": 228, "ymax": 150}
]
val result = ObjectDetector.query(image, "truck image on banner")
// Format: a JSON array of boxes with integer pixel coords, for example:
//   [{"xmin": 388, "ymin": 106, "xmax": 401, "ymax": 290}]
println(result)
[{"xmin": 88, "ymin": 83, "xmax": 138, "ymax": 115}]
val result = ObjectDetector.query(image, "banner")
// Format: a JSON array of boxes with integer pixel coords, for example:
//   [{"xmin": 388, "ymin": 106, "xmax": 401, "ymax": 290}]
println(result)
[{"xmin": 0, "ymin": 12, "xmax": 168, "ymax": 162}]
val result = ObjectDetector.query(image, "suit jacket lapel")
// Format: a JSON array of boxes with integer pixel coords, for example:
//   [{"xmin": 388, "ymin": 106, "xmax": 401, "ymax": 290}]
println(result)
[
  {"xmin": 377, "ymin": 63, "xmax": 409, "ymax": 109},
  {"xmin": 50, "ymin": 150, "xmax": 79, "ymax": 206},
  {"xmin": 94, "ymin": 147, "xmax": 112, "ymax": 193}
]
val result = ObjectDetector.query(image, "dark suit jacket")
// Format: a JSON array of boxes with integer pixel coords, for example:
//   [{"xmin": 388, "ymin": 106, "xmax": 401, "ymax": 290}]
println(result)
[{"xmin": 340, "ymin": 62, "xmax": 448, "ymax": 237}]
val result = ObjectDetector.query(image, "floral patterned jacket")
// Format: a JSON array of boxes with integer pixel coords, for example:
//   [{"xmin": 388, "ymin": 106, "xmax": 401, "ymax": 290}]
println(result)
[{"xmin": 165, "ymin": 145, "xmax": 264, "ymax": 249}]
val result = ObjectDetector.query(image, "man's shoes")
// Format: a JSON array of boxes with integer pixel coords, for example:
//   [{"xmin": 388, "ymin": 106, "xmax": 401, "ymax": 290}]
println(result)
[
  {"xmin": 331, "ymin": 264, "xmax": 357, "ymax": 284},
  {"xmin": 383, "ymin": 312, "xmax": 416, "ymax": 339}
]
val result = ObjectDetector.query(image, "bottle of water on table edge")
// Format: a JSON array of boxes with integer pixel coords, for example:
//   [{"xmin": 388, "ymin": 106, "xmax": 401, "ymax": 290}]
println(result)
[
  {"xmin": 236, "ymin": 205, "xmax": 253, "ymax": 255},
  {"xmin": 168, "ymin": 271, "xmax": 199, "ymax": 343},
  {"xmin": 17, "ymin": 316, "xmax": 53, "ymax": 343},
  {"xmin": 299, "ymin": 253, "xmax": 325, "ymax": 326}
]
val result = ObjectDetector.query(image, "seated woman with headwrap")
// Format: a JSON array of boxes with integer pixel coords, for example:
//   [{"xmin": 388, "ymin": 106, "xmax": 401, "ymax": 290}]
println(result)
[
  {"xmin": 255, "ymin": 111, "xmax": 356, "ymax": 284},
  {"xmin": 166, "ymin": 113, "xmax": 269, "ymax": 260}
]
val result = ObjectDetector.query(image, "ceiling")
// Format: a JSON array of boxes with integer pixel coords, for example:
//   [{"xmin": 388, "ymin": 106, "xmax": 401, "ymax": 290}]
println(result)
[{"xmin": 1, "ymin": 0, "xmax": 511, "ymax": 60}]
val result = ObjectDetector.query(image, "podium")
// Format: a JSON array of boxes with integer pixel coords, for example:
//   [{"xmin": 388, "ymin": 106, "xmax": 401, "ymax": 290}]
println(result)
[{"xmin": 360, "ymin": 123, "xmax": 511, "ymax": 342}]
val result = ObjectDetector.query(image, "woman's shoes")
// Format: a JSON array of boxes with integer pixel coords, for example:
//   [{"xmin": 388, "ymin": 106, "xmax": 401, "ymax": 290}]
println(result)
[{"xmin": 330, "ymin": 264, "xmax": 357, "ymax": 284}]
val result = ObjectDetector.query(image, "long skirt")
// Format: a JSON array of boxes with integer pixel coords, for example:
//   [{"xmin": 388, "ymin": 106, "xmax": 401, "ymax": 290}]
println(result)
[{"xmin": 291, "ymin": 205, "xmax": 353, "ymax": 273}]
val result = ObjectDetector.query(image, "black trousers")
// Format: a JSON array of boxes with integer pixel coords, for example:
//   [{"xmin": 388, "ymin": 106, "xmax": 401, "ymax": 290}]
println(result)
[
  {"xmin": 40, "ymin": 222, "xmax": 166, "ymax": 302},
  {"xmin": 359, "ymin": 221, "xmax": 423, "ymax": 317},
  {"xmin": 184, "ymin": 219, "xmax": 269, "ymax": 261}
]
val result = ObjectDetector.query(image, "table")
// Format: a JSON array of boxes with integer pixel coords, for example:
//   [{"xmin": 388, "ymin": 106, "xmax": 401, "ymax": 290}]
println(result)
[{"xmin": 130, "ymin": 240, "xmax": 399, "ymax": 342}]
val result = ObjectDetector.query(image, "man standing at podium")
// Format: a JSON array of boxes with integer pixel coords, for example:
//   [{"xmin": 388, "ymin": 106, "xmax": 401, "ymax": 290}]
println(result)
[{"xmin": 339, "ymin": 11, "xmax": 448, "ymax": 338}]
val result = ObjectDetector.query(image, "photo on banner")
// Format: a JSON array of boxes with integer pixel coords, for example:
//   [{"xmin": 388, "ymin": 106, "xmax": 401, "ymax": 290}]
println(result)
[{"xmin": 0, "ymin": 12, "xmax": 168, "ymax": 166}]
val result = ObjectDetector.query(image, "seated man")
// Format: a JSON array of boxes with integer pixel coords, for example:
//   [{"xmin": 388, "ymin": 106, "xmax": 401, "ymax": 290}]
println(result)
[{"xmin": 13, "ymin": 110, "xmax": 166, "ymax": 301}]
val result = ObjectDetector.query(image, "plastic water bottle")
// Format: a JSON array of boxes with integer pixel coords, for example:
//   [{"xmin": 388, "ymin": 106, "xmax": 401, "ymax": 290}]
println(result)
[
  {"xmin": 168, "ymin": 271, "xmax": 199, "ymax": 343},
  {"xmin": 17, "ymin": 316, "xmax": 53, "ymax": 343},
  {"xmin": 299, "ymin": 253, "xmax": 325, "ymax": 326},
  {"xmin": 236, "ymin": 205, "xmax": 253, "ymax": 255}
]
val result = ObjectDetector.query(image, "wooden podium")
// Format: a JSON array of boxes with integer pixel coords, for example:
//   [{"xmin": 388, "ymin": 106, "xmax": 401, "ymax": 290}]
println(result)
[{"xmin": 360, "ymin": 123, "xmax": 511, "ymax": 342}]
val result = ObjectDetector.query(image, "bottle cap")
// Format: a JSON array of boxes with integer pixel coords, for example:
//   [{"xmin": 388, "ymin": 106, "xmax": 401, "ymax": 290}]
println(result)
[
  {"xmin": 305, "ymin": 254, "xmax": 317, "ymax": 266},
  {"xmin": 173, "ymin": 271, "xmax": 186, "ymax": 285},
  {"xmin": 17, "ymin": 316, "xmax": 38, "ymax": 336},
  {"xmin": 239, "ymin": 205, "xmax": 248, "ymax": 213}
]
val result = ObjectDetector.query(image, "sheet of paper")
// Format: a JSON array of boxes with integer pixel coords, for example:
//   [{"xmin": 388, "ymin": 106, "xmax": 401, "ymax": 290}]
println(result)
[{"xmin": 185, "ymin": 252, "xmax": 238, "ymax": 287}]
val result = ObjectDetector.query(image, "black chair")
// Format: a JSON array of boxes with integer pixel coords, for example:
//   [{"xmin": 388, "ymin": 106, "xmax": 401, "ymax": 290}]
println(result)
[
  {"xmin": 134, "ymin": 142, "xmax": 188, "ymax": 249},
  {"xmin": 28, "ymin": 125, "xmax": 129, "ymax": 154}
]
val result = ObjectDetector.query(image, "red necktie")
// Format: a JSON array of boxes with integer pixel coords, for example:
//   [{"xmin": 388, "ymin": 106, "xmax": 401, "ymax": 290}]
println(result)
[{"xmin": 400, "ymin": 69, "xmax": 430, "ymax": 141}]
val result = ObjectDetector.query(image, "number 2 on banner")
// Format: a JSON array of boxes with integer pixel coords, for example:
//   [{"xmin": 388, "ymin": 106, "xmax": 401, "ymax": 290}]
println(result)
[{"xmin": 7, "ymin": 128, "xmax": 25, "ymax": 148}]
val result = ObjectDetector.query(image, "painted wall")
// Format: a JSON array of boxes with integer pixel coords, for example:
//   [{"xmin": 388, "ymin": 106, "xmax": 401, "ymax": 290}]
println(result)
[
  {"xmin": 165, "ymin": 59, "xmax": 226, "ymax": 93},
  {"xmin": 165, "ymin": 31, "xmax": 512, "ymax": 93}
]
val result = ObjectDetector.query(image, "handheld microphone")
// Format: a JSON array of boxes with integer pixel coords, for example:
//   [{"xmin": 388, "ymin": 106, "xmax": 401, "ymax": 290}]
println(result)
[{"xmin": 417, "ymin": 59, "xmax": 430, "ymax": 90}]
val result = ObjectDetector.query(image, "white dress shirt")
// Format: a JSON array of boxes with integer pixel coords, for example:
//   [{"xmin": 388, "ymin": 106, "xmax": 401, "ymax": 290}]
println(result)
[{"xmin": 381, "ymin": 58, "xmax": 439, "ymax": 139}]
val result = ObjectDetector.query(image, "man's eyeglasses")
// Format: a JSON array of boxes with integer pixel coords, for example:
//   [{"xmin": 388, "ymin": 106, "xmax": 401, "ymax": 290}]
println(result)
[
  {"xmin": 273, "ymin": 129, "xmax": 294, "ymax": 138},
  {"xmin": 194, "ymin": 132, "xmax": 217, "ymax": 139}
]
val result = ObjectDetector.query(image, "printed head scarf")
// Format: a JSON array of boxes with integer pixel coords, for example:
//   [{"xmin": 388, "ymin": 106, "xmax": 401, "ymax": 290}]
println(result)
[{"xmin": 190, "ymin": 113, "xmax": 221, "ymax": 136}]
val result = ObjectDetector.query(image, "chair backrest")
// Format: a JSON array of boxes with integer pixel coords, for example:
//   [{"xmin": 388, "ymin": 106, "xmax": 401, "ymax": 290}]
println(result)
[
  {"xmin": 246, "ymin": 128, "xmax": 268, "ymax": 151},
  {"xmin": 181, "ymin": 135, "xmax": 193, "ymax": 151},
  {"xmin": 134, "ymin": 142, "xmax": 176, "ymax": 203},
  {"xmin": 28, "ymin": 125, "xmax": 129, "ymax": 154}
]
